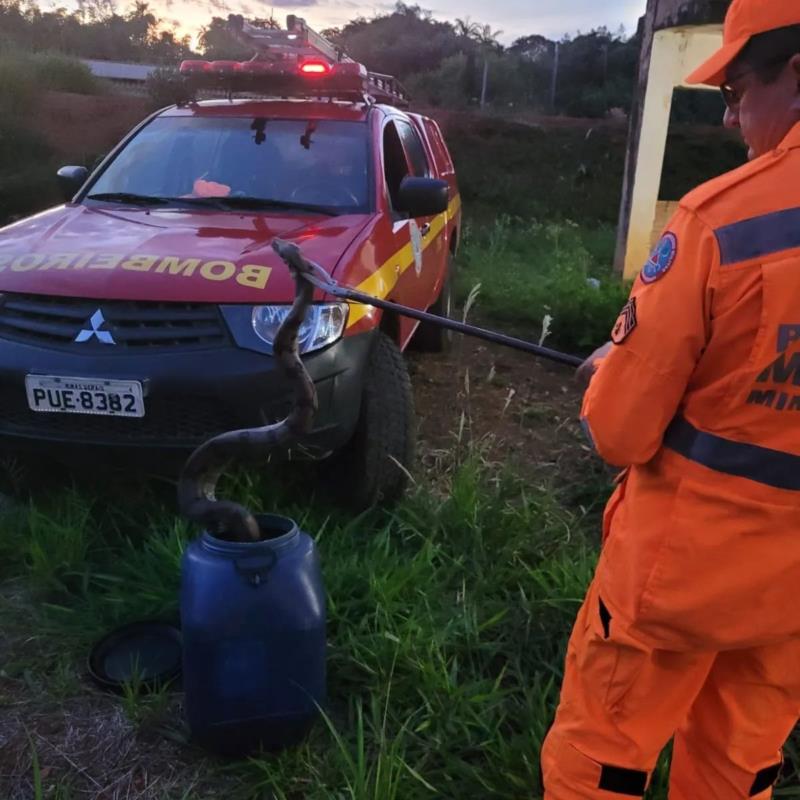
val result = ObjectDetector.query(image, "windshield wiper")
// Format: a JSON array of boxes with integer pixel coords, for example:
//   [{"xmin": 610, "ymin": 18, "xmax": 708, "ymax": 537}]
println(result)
[
  {"xmin": 166, "ymin": 196, "xmax": 340, "ymax": 216},
  {"xmin": 86, "ymin": 192, "xmax": 172, "ymax": 206}
]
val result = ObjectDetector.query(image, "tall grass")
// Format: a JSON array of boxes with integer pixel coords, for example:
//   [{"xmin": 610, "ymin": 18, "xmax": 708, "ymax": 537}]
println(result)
[
  {"xmin": 3, "ymin": 459, "xmax": 796, "ymax": 798},
  {"xmin": 457, "ymin": 216, "xmax": 630, "ymax": 354},
  {"xmin": 1, "ymin": 444, "xmax": 799, "ymax": 796},
  {"xmin": 0, "ymin": 453, "xmax": 607, "ymax": 799}
]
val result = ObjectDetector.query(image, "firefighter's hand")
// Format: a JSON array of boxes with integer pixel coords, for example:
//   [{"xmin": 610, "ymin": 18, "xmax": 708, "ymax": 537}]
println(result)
[{"xmin": 575, "ymin": 341, "xmax": 612, "ymax": 387}]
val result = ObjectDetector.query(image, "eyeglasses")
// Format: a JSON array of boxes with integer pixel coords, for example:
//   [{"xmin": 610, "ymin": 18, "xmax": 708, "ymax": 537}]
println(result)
[
  {"xmin": 720, "ymin": 81, "xmax": 742, "ymax": 110},
  {"xmin": 720, "ymin": 57, "xmax": 791, "ymax": 110},
  {"xmin": 720, "ymin": 65, "xmax": 763, "ymax": 110}
]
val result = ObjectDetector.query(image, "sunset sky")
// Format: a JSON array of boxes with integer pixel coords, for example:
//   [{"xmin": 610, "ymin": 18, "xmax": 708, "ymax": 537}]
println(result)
[{"xmin": 34, "ymin": 0, "xmax": 647, "ymax": 47}]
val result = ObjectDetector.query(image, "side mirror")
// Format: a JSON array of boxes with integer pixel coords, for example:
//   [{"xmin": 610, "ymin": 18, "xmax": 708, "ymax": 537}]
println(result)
[
  {"xmin": 56, "ymin": 166, "xmax": 89, "ymax": 202},
  {"xmin": 397, "ymin": 176, "xmax": 449, "ymax": 218}
]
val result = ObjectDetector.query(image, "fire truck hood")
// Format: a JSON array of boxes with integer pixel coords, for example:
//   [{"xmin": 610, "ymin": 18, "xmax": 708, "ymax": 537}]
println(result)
[{"xmin": 0, "ymin": 204, "xmax": 370, "ymax": 302}]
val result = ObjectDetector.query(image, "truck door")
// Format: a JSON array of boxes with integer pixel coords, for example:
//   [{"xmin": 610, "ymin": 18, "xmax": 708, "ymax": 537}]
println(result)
[{"xmin": 394, "ymin": 119, "xmax": 445, "ymax": 304}]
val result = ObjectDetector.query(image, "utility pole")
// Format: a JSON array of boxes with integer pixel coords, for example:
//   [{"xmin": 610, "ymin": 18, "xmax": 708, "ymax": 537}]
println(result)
[
  {"xmin": 480, "ymin": 56, "xmax": 489, "ymax": 109},
  {"xmin": 550, "ymin": 41, "xmax": 560, "ymax": 112}
]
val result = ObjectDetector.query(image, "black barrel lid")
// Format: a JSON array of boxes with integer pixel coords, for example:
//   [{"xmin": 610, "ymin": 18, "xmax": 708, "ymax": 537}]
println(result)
[{"xmin": 88, "ymin": 620, "xmax": 182, "ymax": 693}]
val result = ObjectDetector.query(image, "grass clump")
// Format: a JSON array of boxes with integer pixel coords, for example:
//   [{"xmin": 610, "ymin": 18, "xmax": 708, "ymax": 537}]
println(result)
[{"xmin": 457, "ymin": 216, "xmax": 630, "ymax": 354}]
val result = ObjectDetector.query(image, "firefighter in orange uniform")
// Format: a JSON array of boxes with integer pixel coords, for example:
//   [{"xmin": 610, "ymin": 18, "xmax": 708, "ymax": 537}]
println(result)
[{"xmin": 541, "ymin": 3, "xmax": 800, "ymax": 798}]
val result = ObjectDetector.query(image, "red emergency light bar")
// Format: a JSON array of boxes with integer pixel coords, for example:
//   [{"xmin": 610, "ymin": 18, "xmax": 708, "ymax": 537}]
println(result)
[
  {"xmin": 179, "ymin": 15, "xmax": 409, "ymax": 106},
  {"xmin": 179, "ymin": 58, "xmax": 408, "ymax": 106}
]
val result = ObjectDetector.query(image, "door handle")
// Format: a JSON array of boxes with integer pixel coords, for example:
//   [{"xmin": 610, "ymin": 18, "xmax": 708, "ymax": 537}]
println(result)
[{"xmin": 419, "ymin": 223, "xmax": 431, "ymax": 237}]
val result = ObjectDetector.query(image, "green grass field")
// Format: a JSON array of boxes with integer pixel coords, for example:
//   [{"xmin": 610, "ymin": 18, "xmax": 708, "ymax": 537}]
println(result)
[
  {"xmin": 1, "ymin": 218, "xmax": 800, "ymax": 798},
  {"xmin": 0, "ymin": 448, "xmax": 605, "ymax": 799},
  {"xmin": 456, "ymin": 218, "xmax": 629, "ymax": 354}
]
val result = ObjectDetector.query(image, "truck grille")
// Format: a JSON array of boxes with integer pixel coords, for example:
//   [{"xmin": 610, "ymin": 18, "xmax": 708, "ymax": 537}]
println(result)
[{"xmin": 0, "ymin": 294, "xmax": 230, "ymax": 350}]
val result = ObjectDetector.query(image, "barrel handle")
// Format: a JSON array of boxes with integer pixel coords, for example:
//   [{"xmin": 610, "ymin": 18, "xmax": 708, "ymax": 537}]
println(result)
[{"xmin": 234, "ymin": 552, "xmax": 278, "ymax": 587}]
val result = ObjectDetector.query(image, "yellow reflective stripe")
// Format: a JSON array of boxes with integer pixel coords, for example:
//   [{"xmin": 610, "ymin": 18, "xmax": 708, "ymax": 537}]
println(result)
[
  {"xmin": 346, "ymin": 193, "xmax": 461, "ymax": 328},
  {"xmin": 347, "ymin": 240, "xmax": 413, "ymax": 327},
  {"xmin": 425, "ymin": 209, "xmax": 447, "ymax": 243}
]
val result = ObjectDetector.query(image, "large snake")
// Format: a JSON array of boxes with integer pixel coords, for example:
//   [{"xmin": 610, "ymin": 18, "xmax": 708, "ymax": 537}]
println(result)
[{"xmin": 177, "ymin": 239, "xmax": 321, "ymax": 542}]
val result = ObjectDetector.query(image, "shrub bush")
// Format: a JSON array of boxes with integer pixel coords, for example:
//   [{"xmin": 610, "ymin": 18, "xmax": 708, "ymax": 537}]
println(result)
[
  {"xmin": 31, "ymin": 51, "xmax": 99, "ymax": 94},
  {"xmin": 0, "ymin": 52, "xmax": 37, "ymax": 115},
  {"xmin": 0, "ymin": 49, "xmax": 99, "ymax": 115},
  {"xmin": 145, "ymin": 66, "xmax": 194, "ymax": 110},
  {"xmin": 456, "ymin": 216, "xmax": 630, "ymax": 354},
  {"xmin": 0, "ymin": 117, "xmax": 60, "ymax": 226}
]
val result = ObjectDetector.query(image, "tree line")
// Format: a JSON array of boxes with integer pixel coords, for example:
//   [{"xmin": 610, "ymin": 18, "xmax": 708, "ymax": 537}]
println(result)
[{"xmin": 0, "ymin": 0, "xmax": 644, "ymax": 117}]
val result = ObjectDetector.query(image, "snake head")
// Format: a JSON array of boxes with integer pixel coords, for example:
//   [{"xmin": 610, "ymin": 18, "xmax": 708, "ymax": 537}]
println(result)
[{"xmin": 272, "ymin": 239, "xmax": 307, "ymax": 278}]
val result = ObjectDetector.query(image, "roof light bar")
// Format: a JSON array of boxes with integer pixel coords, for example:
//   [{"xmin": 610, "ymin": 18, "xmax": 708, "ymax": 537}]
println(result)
[{"xmin": 177, "ymin": 15, "xmax": 410, "ymax": 107}]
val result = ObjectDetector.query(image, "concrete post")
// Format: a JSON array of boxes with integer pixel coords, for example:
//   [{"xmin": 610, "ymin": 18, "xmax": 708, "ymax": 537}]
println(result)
[{"xmin": 614, "ymin": 0, "xmax": 731, "ymax": 279}]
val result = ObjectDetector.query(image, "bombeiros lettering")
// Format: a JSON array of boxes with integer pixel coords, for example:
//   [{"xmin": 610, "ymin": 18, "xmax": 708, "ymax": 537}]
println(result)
[{"xmin": 0, "ymin": 252, "xmax": 274, "ymax": 288}]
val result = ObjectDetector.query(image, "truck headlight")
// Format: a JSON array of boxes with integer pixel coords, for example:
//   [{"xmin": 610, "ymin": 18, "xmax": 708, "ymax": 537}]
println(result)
[{"xmin": 251, "ymin": 303, "xmax": 348, "ymax": 354}]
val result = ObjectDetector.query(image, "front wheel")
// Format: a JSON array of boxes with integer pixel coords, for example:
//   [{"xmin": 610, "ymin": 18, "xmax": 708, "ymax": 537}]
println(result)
[{"xmin": 320, "ymin": 332, "xmax": 415, "ymax": 510}]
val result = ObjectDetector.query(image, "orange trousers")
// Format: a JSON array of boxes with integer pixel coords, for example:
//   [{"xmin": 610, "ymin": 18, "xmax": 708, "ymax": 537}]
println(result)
[{"xmin": 540, "ymin": 580, "xmax": 800, "ymax": 799}]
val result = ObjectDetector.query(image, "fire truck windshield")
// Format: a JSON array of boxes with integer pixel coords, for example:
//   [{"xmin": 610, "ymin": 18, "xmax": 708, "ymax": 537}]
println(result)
[{"xmin": 88, "ymin": 116, "xmax": 370, "ymax": 214}]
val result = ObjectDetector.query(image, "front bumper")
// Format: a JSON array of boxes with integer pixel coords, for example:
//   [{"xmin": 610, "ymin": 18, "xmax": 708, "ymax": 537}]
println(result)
[{"xmin": 0, "ymin": 331, "xmax": 374, "ymax": 456}]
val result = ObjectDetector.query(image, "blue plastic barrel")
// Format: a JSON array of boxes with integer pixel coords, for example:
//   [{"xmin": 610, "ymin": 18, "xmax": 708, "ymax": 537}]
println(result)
[{"xmin": 180, "ymin": 514, "xmax": 326, "ymax": 755}]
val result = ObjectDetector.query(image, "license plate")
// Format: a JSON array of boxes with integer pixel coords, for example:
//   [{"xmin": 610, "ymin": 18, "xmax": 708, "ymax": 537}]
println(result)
[{"xmin": 25, "ymin": 375, "xmax": 145, "ymax": 418}]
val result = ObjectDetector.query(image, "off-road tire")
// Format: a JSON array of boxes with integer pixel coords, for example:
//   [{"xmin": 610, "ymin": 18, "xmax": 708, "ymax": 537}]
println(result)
[
  {"xmin": 322, "ymin": 332, "xmax": 415, "ymax": 510},
  {"xmin": 409, "ymin": 255, "xmax": 454, "ymax": 353}
]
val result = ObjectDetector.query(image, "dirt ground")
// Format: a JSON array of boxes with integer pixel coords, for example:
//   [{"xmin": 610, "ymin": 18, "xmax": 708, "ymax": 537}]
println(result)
[{"xmin": 408, "ymin": 336, "xmax": 596, "ymax": 488}]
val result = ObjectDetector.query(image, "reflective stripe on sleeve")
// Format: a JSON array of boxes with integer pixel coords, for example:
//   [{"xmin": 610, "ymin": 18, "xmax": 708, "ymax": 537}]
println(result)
[{"xmin": 715, "ymin": 207, "xmax": 800, "ymax": 266}]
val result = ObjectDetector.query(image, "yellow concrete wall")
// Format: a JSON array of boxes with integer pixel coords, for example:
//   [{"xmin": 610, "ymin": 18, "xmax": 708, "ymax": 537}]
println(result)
[
  {"xmin": 623, "ymin": 25, "xmax": 723, "ymax": 281},
  {"xmin": 652, "ymin": 200, "xmax": 681, "ymax": 250}
]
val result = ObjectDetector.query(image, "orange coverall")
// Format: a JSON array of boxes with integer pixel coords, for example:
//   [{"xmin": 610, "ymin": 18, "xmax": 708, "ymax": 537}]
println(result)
[{"xmin": 541, "ymin": 122, "xmax": 800, "ymax": 798}]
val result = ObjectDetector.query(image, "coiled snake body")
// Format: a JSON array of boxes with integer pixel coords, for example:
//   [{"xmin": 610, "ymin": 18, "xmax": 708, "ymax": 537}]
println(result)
[{"xmin": 177, "ymin": 239, "xmax": 320, "ymax": 542}]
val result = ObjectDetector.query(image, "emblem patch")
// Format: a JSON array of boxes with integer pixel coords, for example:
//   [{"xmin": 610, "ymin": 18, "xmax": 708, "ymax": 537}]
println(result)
[
  {"xmin": 611, "ymin": 297, "xmax": 637, "ymax": 344},
  {"xmin": 642, "ymin": 232, "xmax": 678, "ymax": 284}
]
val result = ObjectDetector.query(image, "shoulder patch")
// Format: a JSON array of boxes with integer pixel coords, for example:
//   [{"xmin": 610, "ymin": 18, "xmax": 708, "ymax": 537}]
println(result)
[
  {"xmin": 611, "ymin": 297, "xmax": 637, "ymax": 344},
  {"xmin": 642, "ymin": 233, "xmax": 677, "ymax": 284}
]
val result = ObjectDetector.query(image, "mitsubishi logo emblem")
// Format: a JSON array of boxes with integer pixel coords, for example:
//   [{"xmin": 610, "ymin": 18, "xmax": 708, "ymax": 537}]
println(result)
[{"xmin": 75, "ymin": 309, "xmax": 115, "ymax": 345}]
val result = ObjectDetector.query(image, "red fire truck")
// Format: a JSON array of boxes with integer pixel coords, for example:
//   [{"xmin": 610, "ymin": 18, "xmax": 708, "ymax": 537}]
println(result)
[{"xmin": 0, "ymin": 16, "xmax": 461, "ymax": 507}]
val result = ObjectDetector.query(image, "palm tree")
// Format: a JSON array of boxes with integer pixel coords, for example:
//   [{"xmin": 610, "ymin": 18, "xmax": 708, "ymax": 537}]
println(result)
[
  {"xmin": 454, "ymin": 16, "xmax": 504, "ymax": 108},
  {"xmin": 454, "ymin": 16, "xmax": 481, "ymax": 40},
  {"xmin": 476, "ymin": 24, "xmax": 504, "ymax": 51}
]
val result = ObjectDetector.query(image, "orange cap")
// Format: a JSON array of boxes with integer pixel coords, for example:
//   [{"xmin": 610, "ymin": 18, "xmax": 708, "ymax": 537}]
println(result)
[{"xmin": 686, "ymin": 0, "xmax": 800, "ymax": 87}]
